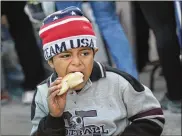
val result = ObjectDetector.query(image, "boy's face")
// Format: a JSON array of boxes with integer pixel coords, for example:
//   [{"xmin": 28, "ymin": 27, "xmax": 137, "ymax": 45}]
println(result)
[{"xmin": 48, "ymin": 47, "xmax": 98, "ymax": 90}]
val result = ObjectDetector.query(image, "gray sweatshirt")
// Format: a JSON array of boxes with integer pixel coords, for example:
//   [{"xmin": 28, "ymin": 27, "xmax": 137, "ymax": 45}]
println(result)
[{"xmin": 31, "ymin": 61, "xmax": 165, "ymax": 136}]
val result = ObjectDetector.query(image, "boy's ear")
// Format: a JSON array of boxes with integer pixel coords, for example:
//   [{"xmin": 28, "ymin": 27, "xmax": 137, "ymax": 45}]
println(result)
[
  {"xmin": 94, "ymin": 48, "xmax": 98, "ymax": 54},
  {"xmin": 48, "ymin": 60, "xmax": 54, "ymax": 69}
]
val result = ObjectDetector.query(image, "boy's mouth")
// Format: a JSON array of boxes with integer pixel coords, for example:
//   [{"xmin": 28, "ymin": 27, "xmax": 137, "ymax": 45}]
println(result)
[{"xmin": 69, "ymin": 71, "xmax": 84, "ymax": 75}]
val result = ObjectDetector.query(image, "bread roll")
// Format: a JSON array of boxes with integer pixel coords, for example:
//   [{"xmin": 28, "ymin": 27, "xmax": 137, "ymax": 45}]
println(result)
[{"xmin": 57, "ymin": 72, "xmax": 84, "ymax": 95}]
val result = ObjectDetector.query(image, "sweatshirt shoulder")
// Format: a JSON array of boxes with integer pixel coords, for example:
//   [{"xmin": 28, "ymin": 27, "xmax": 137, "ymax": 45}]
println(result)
[
  {"xmin": 105, "ymin": 66, "xmax": 145, "ymax": 92},
  {"xmin": 36, "ymin": 79, "xmax": 49, "ymax": 100},
  {"xmin": 37, "ymin": 84, "xmax": 49, "ymax": 98}
]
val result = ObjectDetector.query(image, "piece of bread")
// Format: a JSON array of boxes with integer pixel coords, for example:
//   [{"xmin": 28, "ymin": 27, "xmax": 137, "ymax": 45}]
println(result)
[{"xmin": 57, "ymin": 72, "xmax": 84, "ymax": 95}]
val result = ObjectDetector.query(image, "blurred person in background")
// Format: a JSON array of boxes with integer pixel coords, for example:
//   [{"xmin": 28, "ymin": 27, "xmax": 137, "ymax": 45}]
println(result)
[
  {"xmin": 1, "ymin": 66, "xmax": 9, "ymax": 104},
  {"xmin": 132, "ymin": 1, "xmax": 182, "ymax": 113},
  {"xmin": 1, "ymin": 17, "xmax": 10, "ymax": 103},
  {"xmin": 55, "ymin": 1, "xmax": 138, "ymax": 79},
  {"xmin": 1, "ymin": 62, "xmax": 10, "ymax": 104},
  {"xmin": 175, "ymin": 1, "xmax": 182, "ymax": 64},
  {"xmin": 41, "ymin": 1, "xmax": 56, "ymax": 16},
  {"xmin": 1, "ymin": 1, "xmax": 46, "ymax": 104},
  {"xmin": 24, "ymin": 1, "xmax": 46, "ymax": 24},
  {"xmin": 175, "ymin": 1, "xmax": 182, "ymax": 49},
  {"xmin": 1, "ymin": 41, "xmax": 24, "ymax": 104},
  {"xmin": 1, "ymin": 15, "xmax": 24, "ymax": 103},
  {"xmin": 1, "ymin": 41, "xmax": 10, "ymax": 104}
]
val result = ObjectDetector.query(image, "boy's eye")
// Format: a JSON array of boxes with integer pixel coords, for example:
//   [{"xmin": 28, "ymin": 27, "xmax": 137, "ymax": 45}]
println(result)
[
  {"xmin": 81, "ymin": 52, "xmax": 89, "ymax": 56},
  {"xmin": 60, "ymin": 54, "xmax": 71, "ymax": 58}
]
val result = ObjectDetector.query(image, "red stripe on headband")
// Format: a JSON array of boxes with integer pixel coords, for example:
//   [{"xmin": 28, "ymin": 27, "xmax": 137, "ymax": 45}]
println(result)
[
  {"xmin": 40, "ymin": 16, "xmax": 84, "ymax": 30},
  {"xmin": 40, "ymin": 20, "xmax": 95, "ymax": 45}
]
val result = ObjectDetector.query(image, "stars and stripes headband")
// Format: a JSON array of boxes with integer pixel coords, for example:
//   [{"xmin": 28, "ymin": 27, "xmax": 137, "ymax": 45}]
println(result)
[{"xmin": 39, "ymin": 6, "xmax": 97, "ymax": 60}]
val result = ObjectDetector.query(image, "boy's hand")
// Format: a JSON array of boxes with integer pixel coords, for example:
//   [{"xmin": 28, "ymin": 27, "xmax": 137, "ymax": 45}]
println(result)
[{"xmin": 47, "ymin": 77, "xmax": 67, "ymax": 117}]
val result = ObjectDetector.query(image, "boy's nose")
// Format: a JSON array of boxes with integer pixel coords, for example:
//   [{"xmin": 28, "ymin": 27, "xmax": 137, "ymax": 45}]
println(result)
[{"xmin": 71, "ymin": 56, "xmax": 81, "ymax": 66}]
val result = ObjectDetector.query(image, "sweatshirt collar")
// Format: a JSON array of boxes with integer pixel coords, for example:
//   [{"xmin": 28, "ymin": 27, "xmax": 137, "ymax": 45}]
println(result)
[{"xmin": 47, "ymin": 61, "xmax": 106, "ymax": 87}]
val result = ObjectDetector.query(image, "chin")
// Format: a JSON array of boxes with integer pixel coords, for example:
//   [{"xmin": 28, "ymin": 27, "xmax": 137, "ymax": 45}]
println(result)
[{"xmin": 72, "ymin": 82, "xmax": 85, "ymax": 91}]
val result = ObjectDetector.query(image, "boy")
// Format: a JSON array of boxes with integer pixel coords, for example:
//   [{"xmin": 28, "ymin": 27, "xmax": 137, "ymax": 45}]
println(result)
[{"xmin": 31, "ymin": 7, "xmax": 165, "ymax": 136}]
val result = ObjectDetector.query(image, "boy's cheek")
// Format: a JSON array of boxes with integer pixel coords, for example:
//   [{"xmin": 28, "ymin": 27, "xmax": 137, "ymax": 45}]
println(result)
[{"xmin": 55, "ymin": 65, "xmax": 67, "ymax": 77}]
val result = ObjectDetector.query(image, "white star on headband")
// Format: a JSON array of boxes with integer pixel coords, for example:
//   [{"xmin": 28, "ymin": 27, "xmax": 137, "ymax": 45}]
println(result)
[
  {"xmin": 53, "ymin": 16, "xmax": 58, "ymax": 20},
  {"xmin": 71, "ymin": 11, "xmax": 76, "ymax": 15}
]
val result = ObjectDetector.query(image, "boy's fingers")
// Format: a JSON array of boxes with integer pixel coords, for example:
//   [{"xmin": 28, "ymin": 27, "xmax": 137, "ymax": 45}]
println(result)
[
  {"xmin": 49, "ymin": 90, "xmax": 60, "ymax": 99},
  {"xmin": 57, "ymin": 91, "xmax": 68, "ymax": 100},
  {"xmin": 50, "ymin": 77, "xmax": 62, "ymax": 87},
  {"xmin": 57, "ymin": 77, "xmax": 63, "ymax": 80},
  {"xmin": 48, "ymin": 86, "xmax": 58, "ymax": 96},
  {"xmin": 61, "ymin": 92, "xmax": 68, "ymax": 100}
]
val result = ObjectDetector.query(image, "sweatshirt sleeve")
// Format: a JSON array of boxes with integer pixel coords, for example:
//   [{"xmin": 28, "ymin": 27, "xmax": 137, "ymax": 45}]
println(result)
[
  {"xmin": 30, "ymin": 88, "xmax": 66, "ymax": 136},
  {"xmin": 119, "ymin": 77, "xmax": 165, "ymax": 136}
]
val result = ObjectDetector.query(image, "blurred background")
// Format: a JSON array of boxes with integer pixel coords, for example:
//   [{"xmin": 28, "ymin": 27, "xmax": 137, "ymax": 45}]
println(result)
[{"xmin": 1, "ymin": 1, "xmax": 181, "ymax": 135}]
